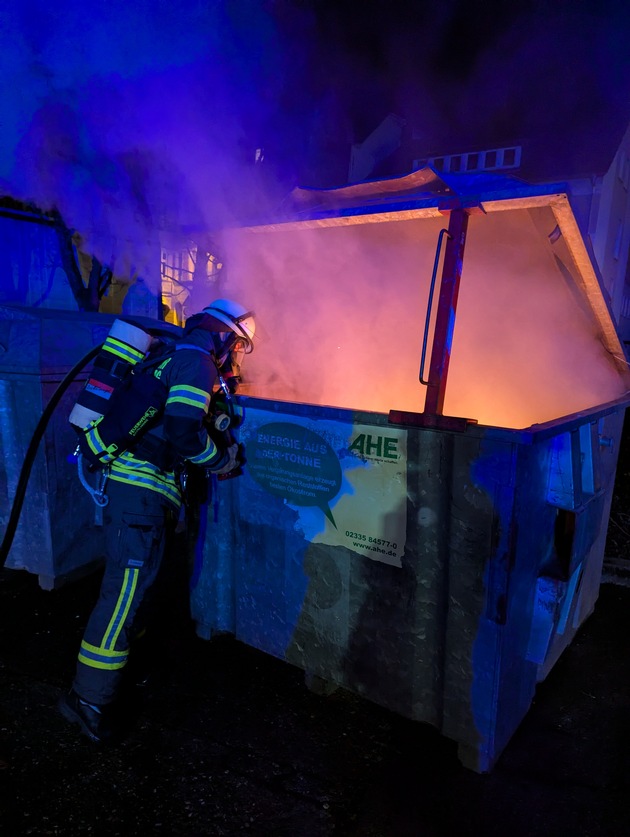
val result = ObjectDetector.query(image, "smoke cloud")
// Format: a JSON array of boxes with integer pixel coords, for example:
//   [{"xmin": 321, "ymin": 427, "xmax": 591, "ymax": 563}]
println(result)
[{"xmin": 0, "ymin": 0, "xmax": 321, "ymax": 285}]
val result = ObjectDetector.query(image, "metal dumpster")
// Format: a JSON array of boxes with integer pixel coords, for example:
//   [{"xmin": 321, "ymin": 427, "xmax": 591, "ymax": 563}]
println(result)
[
  {"xmin": 189, "ymin": 168, "xmax": 630, "ymax": 772},
  {"xmin": 0, "ymin": 305, "xmax": 115, "ymax": 588}
]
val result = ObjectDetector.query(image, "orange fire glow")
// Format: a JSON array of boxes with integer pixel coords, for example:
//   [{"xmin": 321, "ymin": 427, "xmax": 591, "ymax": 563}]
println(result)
[{"xmin": 218, "ymin": 208, "xmax": 629, "ymax": 430}]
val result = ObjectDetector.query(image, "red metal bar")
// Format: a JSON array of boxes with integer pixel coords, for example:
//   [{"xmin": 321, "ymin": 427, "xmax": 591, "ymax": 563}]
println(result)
[
  {"xmin": 388, "ymin": 409, "xmax": 477, "ymax": 433},
  {"xmin": 424, "ymin": 207, "xmax": 470, "ymax": 415}
]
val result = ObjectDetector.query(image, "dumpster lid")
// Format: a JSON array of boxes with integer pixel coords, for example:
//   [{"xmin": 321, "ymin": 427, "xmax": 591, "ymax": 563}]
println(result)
[
  {"xmin": 218, "ymin": 168, "xmax": 630, "ymax": 427},
  {"xmin": 285, "ymin": 167, "xmax": 568, "ymax": 221}
]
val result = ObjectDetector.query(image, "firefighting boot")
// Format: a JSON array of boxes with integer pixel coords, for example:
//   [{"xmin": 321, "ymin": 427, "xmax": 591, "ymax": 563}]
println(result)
[{"xmin": 57, "ymin": 689, "xmax": 117, "ymax": 744}]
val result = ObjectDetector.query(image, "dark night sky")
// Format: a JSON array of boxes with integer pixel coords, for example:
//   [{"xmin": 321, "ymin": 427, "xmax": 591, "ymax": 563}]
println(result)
[{"xmin": 310, "ymin": 0, "xmax": 630, "ymax": 144}]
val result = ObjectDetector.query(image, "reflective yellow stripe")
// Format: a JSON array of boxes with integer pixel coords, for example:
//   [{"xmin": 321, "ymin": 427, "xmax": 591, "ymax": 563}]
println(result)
[
  {"xmin": 108, "ymin": 468, "xmax": 181, "ymax": 507},
  {"xmin": 78, "ymin": 640, "xmax": 129, "ymax": 670},
  {"xmin": 76, "ymin": 569, "xmax": 140, "ymax": 670},
  {"xmin": 86, "ymin": 424, "xmax": 117, "ymax": 462},
  {"xmin": 166, "ymin": 385, "xmax": 211, "ymax": 410},
  {"xmin": 86, "ymin": 426, "xmax": 105, "ymax": 457},
  {"xmin": 103, "ymin": 336, "xmax": 146, "ymax": 364},
  {"xmin": 188, "ymin": 436, "xmax": 220, "ymax": 465},
  {"xmin": 81, "ymin": 641, "xmax": 126, "ymax": 658},
  {"xmin": 170, "ymin": 384, "xmax": 210, "ymax": 399},
  {"xmin": 103, "ymin": 568, "xmax": 139, "ymax": 650}
]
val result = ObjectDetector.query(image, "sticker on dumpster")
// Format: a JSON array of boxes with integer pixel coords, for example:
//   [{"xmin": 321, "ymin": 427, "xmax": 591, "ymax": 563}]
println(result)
[
  {"xmin": 246, "ymin": 422, "xmax": 342, "ymax": 526},
  {"xmin": 241, "ymin": 412, "xmax": 407, "ymax": 567}
]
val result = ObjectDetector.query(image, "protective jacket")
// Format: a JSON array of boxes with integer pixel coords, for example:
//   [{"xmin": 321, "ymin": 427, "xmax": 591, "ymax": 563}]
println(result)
[{"xmin": 84, "ymin": 326, "xmax": 228, "ymax": 509}]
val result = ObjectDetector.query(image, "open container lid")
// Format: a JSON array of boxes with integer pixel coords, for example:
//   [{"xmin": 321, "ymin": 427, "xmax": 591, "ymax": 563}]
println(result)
[{"xmin": 216, "ymin": 168, "xmax": 630, "ymax": 430}]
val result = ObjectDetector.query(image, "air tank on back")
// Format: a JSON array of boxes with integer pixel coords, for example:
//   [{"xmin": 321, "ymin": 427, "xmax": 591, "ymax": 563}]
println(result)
[{"xmin": 68, "ymin": 319, "xmax": 153, "ymax": 431}]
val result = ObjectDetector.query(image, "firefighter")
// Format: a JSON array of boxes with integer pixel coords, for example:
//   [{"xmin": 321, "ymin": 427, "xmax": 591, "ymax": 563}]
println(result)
[{"xmin": 58, "ymin": 299, "xmax": 256, "ymax": 743}]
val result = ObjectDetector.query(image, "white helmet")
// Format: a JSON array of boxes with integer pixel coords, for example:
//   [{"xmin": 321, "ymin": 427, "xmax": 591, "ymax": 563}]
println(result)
[{"xmin": 202, "ymin": 298, "xmax": 256, "ymax": 353}]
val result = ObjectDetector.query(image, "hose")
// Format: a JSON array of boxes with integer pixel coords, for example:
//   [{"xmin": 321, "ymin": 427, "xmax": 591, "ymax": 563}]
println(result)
[
  {"xmin": 0, "ymin": 342, "xmax": 104, "ymax": 568},
  {"xmin": 76, "ymin": 452, "xmax": 109, "ymax": 507}
]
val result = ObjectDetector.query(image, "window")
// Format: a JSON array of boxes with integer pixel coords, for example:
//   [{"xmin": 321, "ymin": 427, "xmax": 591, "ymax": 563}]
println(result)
[
  {"xmin": 466, "ymin": 153, "xmax": 479, "ymax": 171},
  {"xmin": 413, "ymin": 145, "xmax": 521, "ymax": 175},
  {"xmin": 160, "ymin": 244, "xmax": 223, "ymax": 325},
  {"xmin": 503, "ymin": 148, "xmax": 516, "ymax": 167}
]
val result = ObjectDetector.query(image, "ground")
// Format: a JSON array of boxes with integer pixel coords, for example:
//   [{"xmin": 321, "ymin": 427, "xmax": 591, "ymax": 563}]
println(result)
[{"xmin": 0, "ymin": 563, "xmax": 629, "ymax": 835}]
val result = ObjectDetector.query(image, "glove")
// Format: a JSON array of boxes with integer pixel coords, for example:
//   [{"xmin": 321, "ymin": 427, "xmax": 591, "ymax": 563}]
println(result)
[{"xmin": 210, "ymin": 442, "xmax": 240, "ymax": 475}]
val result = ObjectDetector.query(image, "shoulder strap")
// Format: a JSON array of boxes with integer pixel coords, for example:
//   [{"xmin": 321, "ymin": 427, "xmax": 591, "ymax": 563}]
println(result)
[
  {"xmin": 175, "ymin": 343, "xmax": 213, "ymax": 356},
  {"xmin": 134, "ymin": 338, "xmax": 179, "ymax": 375}
]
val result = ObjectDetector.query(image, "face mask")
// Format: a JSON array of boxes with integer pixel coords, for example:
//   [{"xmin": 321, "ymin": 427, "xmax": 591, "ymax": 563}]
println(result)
[{"xmin": 213, "ymin": 332, "xmax": 246, "ymax": 365}]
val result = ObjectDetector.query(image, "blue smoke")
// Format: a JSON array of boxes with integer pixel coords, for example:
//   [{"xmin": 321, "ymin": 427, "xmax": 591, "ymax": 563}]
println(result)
[{"xmin": 0, "ymin": 0, "xmax": 311, "ymax": 280}]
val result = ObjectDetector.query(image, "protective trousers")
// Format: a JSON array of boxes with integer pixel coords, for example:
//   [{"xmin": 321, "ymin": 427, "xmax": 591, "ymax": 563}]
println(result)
[{"xmin": 73, "ymin": 479, "xmax": 178, "ymax": 705}]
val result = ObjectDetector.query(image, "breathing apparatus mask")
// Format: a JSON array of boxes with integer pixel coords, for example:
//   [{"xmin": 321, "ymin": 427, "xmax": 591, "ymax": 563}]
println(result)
[{"xmin": 194, "ymin": 299, "xmax": 255, "ymax": 484}]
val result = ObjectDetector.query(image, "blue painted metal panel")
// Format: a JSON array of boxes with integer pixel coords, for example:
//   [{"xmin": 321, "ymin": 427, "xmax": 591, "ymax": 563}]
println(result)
[{"xmin": 0, "ymin": 306, "xmax": 114, "ymax": 586}]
